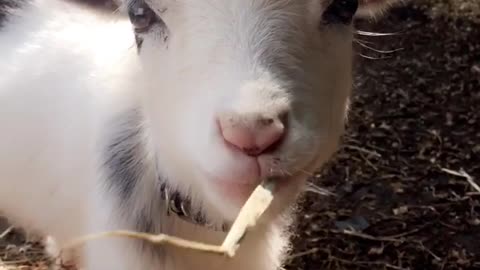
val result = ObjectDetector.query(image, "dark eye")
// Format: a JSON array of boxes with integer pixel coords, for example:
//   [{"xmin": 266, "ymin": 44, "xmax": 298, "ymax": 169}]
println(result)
[
  {"xmin": 128, "ymin": 0, "xmax": 159, "ymax": 33},
  {"xmin": 322, "ymin": 0, "xmax": 359, "ymax": 25}
]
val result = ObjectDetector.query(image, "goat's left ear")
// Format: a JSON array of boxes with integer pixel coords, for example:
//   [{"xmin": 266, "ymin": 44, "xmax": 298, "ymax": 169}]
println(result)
[{"xmin": 355, "ymin": 0, "xmax": 406, "ymax": 19}]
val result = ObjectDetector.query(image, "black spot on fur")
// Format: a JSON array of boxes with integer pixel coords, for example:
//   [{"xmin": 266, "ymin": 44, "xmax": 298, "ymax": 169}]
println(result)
[
  {"xmin": 0, "ymin": 0, "xmax": 27, "ymax": 27},
  {"xmin": 102, "ymin": 109, "xmax": 170, "ymax": 259},
  {"xmin": 135, "ymin": 35, "xmax": 144, "ymax": 51},
  {"xmin": 103, "ymin": 109, "xmax": 147, "ymax": 204},
  {"xmin": 66, "ymin": 0, "xmax": 118, "ymax": 11}
]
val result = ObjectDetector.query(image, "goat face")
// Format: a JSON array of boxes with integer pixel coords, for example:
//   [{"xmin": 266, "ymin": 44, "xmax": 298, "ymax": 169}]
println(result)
[{"xmin": 123, "ymin": 0, "xmax": 398, "ymax": 222}]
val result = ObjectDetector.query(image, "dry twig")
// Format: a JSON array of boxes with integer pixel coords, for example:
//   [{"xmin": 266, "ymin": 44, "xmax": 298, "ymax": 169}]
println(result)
[
  {"xmin": 441, "ymin": 168, "xmax": 480, "ymax": 193},
  {"xmin": 0, "ymin": 226, "xmax": 13, "ymax": 240}
]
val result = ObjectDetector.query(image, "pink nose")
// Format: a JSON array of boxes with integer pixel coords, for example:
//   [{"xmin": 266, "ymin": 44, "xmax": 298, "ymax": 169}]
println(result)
[{"xmin": 218, "ymin": 113, "xmax": 287, "ymax": 156}]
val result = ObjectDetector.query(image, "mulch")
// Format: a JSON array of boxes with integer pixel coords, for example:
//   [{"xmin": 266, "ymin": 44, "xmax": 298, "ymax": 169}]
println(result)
[{"xmin": 286, "ymin": 1, "xmax": 480, "ymax": 269}]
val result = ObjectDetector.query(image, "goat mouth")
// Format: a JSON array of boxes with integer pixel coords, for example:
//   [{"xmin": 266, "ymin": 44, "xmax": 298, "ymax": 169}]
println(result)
[
  {"xmin": 214, "ymin": 173, "xmax": 296, "ymax": 207},
  {"xmin": 216, "ymin": 181, "xmax": 259, "ymax": 202}
]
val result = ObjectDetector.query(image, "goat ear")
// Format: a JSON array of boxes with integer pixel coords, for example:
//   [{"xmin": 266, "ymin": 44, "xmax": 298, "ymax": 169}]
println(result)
[{"xmin": 355, "ymin": 0, "xmax": 405, "ymax": 19}]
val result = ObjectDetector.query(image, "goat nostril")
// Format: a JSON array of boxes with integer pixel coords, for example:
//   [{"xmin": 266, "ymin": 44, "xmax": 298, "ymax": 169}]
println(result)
[
  {"xmin": 259, "ymin": 118, "xmax": 274, "ymax": 126},
  {"xmin": 218, "ymin": 112, "xmax": 288, "ymax": 157}
]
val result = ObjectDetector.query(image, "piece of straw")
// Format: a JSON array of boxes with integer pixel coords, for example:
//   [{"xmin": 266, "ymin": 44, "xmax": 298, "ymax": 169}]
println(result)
[
  {"xmin": 220, "ymin": 178, "xmax": 276, "ymax": 257},
  {"xmin": 62, "ymin": 178, "xmax": 276, "ymax": 258}
]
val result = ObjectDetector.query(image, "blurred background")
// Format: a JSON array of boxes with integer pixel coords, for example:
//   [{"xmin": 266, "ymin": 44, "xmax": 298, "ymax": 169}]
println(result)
[{"xmin": 1, "ymin": 0, "xmax": 479, "ymax": 269}]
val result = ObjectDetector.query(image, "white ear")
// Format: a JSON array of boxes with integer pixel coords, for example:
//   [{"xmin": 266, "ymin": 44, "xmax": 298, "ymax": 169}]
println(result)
[{"xmin": 355, "ymin": 0, "xmax": 406, "ymax": 19}]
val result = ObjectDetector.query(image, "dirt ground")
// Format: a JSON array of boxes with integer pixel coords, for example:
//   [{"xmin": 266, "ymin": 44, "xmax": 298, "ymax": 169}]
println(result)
[
  {"xmin": 1, "ymin": 0, "xmax": 479, "ymax": 269},
  {"xmin": 287, "ymin": 1, "xmax": 480, "ymax": 269}
]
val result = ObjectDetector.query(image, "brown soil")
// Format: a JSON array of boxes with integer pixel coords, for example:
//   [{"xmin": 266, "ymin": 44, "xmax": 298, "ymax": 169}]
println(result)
[{"xmin": 286, "ymin": 1, "xmax": 480, "ymax": 269}]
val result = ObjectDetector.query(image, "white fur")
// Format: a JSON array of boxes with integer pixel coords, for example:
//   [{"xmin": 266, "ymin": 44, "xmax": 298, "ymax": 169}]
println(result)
[{"xmin": 0, "ymin": 0, "xmax": 397, "ymax": 269}]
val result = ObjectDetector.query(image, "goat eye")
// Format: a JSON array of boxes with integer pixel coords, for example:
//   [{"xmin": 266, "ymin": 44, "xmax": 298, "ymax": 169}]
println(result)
[
  {"xmin": 128, "ymin": 1, "xmax": 158, "ymax": 33},
  {"xmin": 322, "ymin": 0, "xmax": 359, "ymax": 25}
]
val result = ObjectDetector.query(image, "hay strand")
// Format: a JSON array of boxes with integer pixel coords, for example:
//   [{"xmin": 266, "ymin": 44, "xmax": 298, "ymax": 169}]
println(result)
[{"xmin": 62, "ymin": 178, "xmax": 277, "ymax": 258}]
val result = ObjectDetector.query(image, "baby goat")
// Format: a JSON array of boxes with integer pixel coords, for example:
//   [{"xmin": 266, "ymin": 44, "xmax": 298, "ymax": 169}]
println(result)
[{"xmin": 0, "ymin": 0, "xmax": 400, "ymax": 269}]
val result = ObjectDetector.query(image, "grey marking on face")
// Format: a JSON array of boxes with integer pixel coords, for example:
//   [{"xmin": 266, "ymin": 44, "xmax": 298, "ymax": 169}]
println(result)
[
  {"xmin": 0, "ymin": 0, "xmax": 27, "ymax": 28},
  {"xmin": 101, "ymin": 108, "xmax": 169, "ymax": 257},
  {"xmin": 102, "ymin": 108, "xmax": 148, "ymax": 204},
  {"xmin": 135, "ymin": 34, "xmax": 144, "ymax": 51},
  {"xmin": 67, "ymin": 0, "xmax": 118, "ymax": 11}
]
